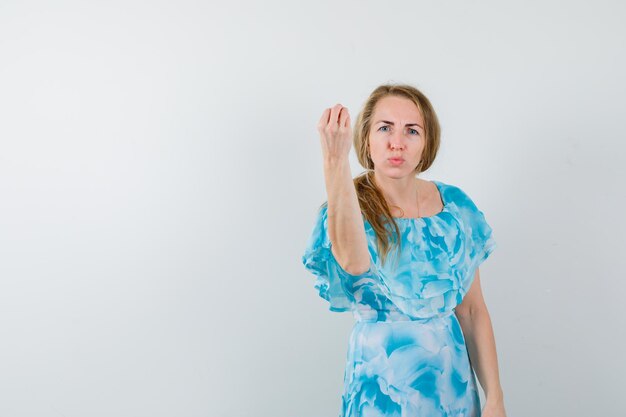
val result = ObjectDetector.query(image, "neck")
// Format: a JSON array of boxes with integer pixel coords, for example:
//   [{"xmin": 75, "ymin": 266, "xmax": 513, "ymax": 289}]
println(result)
[{"xmin": 372, "ymin": 171, "xmax": 420, "ymax": 207}]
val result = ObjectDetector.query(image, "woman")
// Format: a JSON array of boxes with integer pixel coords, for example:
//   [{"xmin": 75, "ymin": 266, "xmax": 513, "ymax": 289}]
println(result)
[{"xmin": 301, "ymin": 84, "xmax": 507, "ymax": 417}]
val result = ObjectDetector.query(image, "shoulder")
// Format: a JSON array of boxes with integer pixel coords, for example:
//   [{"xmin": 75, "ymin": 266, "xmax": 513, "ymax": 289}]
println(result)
[
  {"xmin": 432, "ymin": 180, "xmax": 478, "ymax": 210},
  {"xmin": 437, "ymin": 181, "xmax": 495, "ymax": 241}
]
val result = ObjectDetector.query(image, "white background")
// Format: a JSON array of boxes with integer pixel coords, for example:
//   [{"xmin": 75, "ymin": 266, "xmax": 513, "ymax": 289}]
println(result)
[{"xmin": 1, "ymin": 1, "xmax": 625, "ymax": 416}]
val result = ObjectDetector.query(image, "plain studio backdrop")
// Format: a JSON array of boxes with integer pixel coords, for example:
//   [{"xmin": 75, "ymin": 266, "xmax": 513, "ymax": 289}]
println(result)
[{"xmin": 1, "ymin": 1, "xmax": 625, "ymax": 416}]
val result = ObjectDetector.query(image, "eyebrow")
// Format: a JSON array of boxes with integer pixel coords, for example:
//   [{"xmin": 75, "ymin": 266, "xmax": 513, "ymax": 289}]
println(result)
[{"xmin": 375, "ymin": 120, "xmax": 423, "ymax": 129}]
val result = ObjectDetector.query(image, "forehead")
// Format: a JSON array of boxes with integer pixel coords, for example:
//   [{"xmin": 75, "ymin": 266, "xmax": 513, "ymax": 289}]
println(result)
[{"xmin": 372, "ymin": 95, "xmax": 423, "ymax": 123}]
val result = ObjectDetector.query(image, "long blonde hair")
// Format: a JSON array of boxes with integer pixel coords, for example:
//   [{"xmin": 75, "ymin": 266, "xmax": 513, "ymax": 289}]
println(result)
[{"xmin": 330, "ymin": 83, "xmax": 442, "ymax": 267}]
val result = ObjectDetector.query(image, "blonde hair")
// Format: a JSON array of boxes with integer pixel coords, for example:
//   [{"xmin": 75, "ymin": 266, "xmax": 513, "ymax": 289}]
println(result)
[{"xmin": 350, "ymin": 83, "xmax": 441, "ymax": 267}]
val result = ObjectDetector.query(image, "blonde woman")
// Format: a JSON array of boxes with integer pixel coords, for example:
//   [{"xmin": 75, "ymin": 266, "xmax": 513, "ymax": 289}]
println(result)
[{"xmin": 302, "ymin": 84, "xmax": 507, "ymax": 417}]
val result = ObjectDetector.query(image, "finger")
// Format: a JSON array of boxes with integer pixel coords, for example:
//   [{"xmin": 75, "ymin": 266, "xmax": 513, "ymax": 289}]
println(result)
[
  {"xmin": 318, "ymin": 108, "xmax": 330, "ymax": 131},
  {"xmin": 329, "ymin": 103, "xmax": 343, "ymax": 127},
  {"xmin": 339, "ymin": 107, "xmax": 350, "ymax": 128}
]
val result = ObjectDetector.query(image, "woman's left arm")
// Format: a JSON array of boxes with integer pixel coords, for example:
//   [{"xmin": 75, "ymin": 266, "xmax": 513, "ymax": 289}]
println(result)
[{"xmin": 455, "ymin": 267, "xmax": 507, "ymax": 416}]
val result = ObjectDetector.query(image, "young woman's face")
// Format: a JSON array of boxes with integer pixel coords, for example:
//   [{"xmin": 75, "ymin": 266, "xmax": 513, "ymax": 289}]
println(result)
[{"xmin": 368, "ymin": 95, "xmax": 426, "ymax": 179}]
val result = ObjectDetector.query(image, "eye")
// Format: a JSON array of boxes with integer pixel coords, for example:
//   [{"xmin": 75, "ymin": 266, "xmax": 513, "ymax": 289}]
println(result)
[
  {"xmin": 408, "ymin": 128, "xmax": 419, "ymax": 135},
  {"xmin": 378, "ymin": 125, "xmax": 390, "ymax": 132}
]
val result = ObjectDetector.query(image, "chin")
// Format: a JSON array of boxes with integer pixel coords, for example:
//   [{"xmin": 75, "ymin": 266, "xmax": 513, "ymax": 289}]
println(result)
[{"xmin": 377, "ymin": 168, "xmax": 413, "ymax": 179}]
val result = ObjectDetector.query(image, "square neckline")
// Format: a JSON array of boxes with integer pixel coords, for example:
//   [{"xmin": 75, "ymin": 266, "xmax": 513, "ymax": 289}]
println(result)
[{"xmin": 391, "ymin": 180, "xmax": 448, "ymax": 221}]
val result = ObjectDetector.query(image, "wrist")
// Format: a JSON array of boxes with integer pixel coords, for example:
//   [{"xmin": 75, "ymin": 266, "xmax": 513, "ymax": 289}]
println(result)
[
  {"xmin": 486, "ymin": 388, "xmax": 504, "ymax": 405},
  {"xmin": 323, "ymin": 156, "xmax": 350, "ymax": 169}
]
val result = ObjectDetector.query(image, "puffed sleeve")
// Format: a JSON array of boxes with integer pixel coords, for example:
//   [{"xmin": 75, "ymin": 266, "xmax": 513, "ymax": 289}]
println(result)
[
  {"xmin": 456, "ymin": 188, "xmax": 497, "ymax": 275},
  {"xmin": 301, "ymin": 204, "xmax": 375, "ymax": 312}
]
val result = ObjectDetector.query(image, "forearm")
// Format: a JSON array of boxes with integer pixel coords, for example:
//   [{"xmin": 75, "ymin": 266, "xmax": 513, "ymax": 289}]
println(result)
[
  {"xmin": 323, "ymin": 158, "xmax": 369, "ymax": 274},
  {"xmin": 456, "ymin": 308, "xmax": 504, "ymax": 403}
]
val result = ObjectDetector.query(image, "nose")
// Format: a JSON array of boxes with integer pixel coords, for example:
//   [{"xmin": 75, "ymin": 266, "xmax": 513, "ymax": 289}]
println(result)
[{"xmin": 389, "ymin": 129, "xmax": 405, "ymax": 150}]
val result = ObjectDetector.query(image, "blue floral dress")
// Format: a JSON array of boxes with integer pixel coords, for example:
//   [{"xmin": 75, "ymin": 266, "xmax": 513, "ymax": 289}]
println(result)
[{"xmin": 301, "ymin": 180, "xmax": 497, "ymax": 417}]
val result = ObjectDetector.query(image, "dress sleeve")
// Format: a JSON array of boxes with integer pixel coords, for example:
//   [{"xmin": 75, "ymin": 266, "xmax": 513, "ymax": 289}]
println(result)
[
  {"xmin": 301, "ymin": 205, "xmax": 375, "ymax": 312},
  {"xmin": 458, "ymin": 190, "xmax": 497, "ymax": 274}
]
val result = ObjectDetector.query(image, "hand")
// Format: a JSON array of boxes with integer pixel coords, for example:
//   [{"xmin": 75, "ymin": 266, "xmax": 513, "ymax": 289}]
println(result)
[
  {"xmin": 481, "ymin": 397, "xmax": 507, "ymax": 417},
  {"xmin": 317, "ymin": 103, "xmax": 352, "ymax": 162}
]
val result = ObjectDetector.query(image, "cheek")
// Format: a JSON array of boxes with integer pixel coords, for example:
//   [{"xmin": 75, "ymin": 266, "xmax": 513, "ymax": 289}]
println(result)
[
  {"xmin": 369, "ymin": 142, "xmax": 386, "ymax": 160},
  {"xmin": 411, "ymin": 139, "xmax": 425, "ymax": 152}
]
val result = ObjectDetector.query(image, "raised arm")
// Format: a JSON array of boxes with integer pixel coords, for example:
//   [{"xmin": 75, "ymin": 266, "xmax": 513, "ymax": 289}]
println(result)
[{"xmin": 317, "ymin": 104, "xmax": 370, "ymax": 275}]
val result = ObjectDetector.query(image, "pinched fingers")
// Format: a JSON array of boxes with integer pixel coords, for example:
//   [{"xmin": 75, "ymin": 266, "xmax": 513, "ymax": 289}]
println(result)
[
  {"xmin": 338, "ymin": 106, "xmax": 350, "ymax": 129},
  {"xmin": 328, "ymin": 103, "xmax": 343, "ymax": 128},
  {"xmin": 316, "ymin": 103, "xmax": 352, "ymax": 160},
  {"xmin": 318, "ymin": 103, "xmax": 348, "ymax": 134}
]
